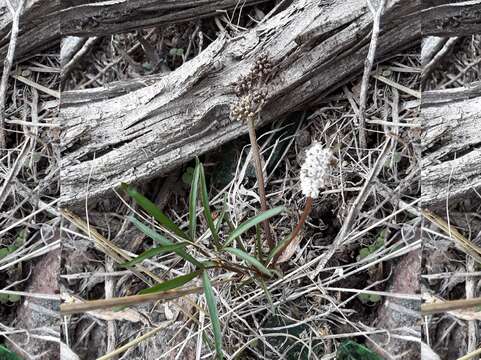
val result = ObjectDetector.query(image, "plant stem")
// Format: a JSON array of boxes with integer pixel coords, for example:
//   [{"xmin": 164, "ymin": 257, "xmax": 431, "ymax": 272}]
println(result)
[
  {"xmin": 273, "ymin": 196, "xmax": 313, "ymax": 264},
  {"xmin": 60, "ymin": 285, "xmax": 206, "ymax": 314},
  {"xmin": 247, "ymin": 116, "xmax": 274, "ymax": 249},
  {"xmin": 421, "ymin": 297, "xmax": 481, "ymax": 315}
]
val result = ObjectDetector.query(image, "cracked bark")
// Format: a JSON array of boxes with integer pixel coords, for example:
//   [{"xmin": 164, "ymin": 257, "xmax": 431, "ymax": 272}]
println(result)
[
  {"xmin": 0, "ymin": 0, "xmax": 272, "ymax": 62},
  {"xmin": 0, "ymin": 0, "xmax": 60, "ymax": 62},
  {"xmin": 422, "ymin": 87, "xmax": 481, "ymax": 208},
  {"xmin": 61, "ymin": 0, "xmax": 272, "ymax": 37},
  {"xmin": 60, "ymin": 0, "xmax": 421, "ymax": 207},
  {"xmin": 422, "ymin": 0, "xmax": 481, "ymax": 36}
]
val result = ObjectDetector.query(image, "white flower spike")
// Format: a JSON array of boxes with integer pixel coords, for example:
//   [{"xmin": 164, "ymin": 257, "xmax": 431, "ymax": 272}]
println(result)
[{"xmin": 300, "ymin": 143, "xmax": 333, "ymax": 199}]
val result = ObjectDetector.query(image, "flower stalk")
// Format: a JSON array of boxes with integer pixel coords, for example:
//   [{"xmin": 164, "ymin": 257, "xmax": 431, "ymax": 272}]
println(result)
[
  {"xmin": 230, "ymin": 54, "xmax": 274, "ymax": 250},
  {"xmin": 273, "ymin": 143, "xmax": 334, "ymax": 264}
]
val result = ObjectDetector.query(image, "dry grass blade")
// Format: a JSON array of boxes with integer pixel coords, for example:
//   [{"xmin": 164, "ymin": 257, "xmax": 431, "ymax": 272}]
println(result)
[
  {"xmin": 421, "ymin": 297, "xmax": 481, "ymax": 315},
  {"xmin": 61, "ymin": 209, "xmax": 162, "ymax": 284},
  {"xmin": 96, "ymin": 322, "xmax": 173, "ymax": 360},
  {"xmin": 458, "ymin": 347, "xmax": 481, "ymax": 360},
  {"xmin": 60, "ymin": 285, "xmax": 205, "ymax": 314},
  {"xmin": 422, "ymin": 209, "xmax": 481, "ymax": 263},
  {"xmin": 0, "ymin": 0, "xmax": 26, "ymax": 148}
]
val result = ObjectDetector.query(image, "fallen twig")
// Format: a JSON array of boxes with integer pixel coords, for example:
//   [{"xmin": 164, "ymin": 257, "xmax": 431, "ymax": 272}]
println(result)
[{"xmin": 358, "ymin": 0, "xmax": 386, "ymax": 149}]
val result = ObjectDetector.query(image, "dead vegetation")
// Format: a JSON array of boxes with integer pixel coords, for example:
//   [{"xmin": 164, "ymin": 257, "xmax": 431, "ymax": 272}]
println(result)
[
  {"xmin": 59, "ymin": 10, "xmax": 421, "ymax": 357},
  {"xmin": 4, "ymin": 1, "xmax": 481, "ymax": 360},
  {"xmin": 422, "ymin": 34, "xmax": 481, "ymax": 360},
  {"xmin": 0, "ymin": 19, "xmax": 60, "ymax": 360}
]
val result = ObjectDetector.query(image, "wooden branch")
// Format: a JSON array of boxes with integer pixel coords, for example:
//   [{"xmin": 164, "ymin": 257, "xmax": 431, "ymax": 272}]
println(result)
[
  {"xmin": 60, "ymin": 0, "xmax": 420, "ymax": 207},
  {"xmin": 422, "ymin": 0, "xmax": 481, "ymax": 36},
  {"xmin": 422, "ymin": 88, "xmax": 481, "ymax": 207}
]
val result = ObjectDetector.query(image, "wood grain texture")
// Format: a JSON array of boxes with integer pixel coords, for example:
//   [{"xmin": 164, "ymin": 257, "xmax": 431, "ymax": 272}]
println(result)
[
  {"xmin": 61, "ymin": 0, "xmax": 272, "ymax": 36},
  {"xmin": 0, "ymin": 0, "xmax": 271, "ymax": 62},
  {"xmin": 422, "ymin": 0, "xmax": 481, "ymax": 36},
  {"xmin": 0, "ymin": 0, "xmax": 61, "ymax": 61},
  {"xmin": 422, "ymin": 88, "xmax": 481, "ymax": 207},
  {"xmin": 60, "ymin": 0, "xmax": 421, "ymax": 207}
]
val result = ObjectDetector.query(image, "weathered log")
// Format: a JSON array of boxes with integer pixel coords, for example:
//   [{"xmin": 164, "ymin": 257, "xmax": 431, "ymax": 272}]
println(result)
[
  {"xmin": 60, "ymin": 0, "xmax": 421, "ymax": 207},
  {"xmin": 422, "ymin": 0, "xmax": 481, "ymax": 36},
  {"xmin": 0, "ymin": 0, "xmax": 60, "ymax": 61},
  {"xmin": 0, "ymin": 0, "xmax": 271, "ymax": 63},
  {"xmin": 422, "ymin": 86, "xmax": 481, "ymax": 207},
  {"xmin": 61, "ymin": 0, "xmax": 272, "ymax": 37}
]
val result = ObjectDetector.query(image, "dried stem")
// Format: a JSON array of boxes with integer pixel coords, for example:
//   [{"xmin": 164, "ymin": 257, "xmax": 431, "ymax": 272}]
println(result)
[
  {"xmin": 247, "ymin": 115, "xmax": 274, "ymax": 249},
  {"xmin": 421, "ymin": 297, "xmax": 481, "ymax": 315},
  {"xmin": 0, "ymin": 0, "xmax": 25, "ymax": 150},
  {"xmin": 358, "ymin": 0, "xmax": 386, "ymax": 149},
  {"xmin": 273, "ymin": 196, "xmax": 313, "ymax": 264},
  {"xmin": 61, "ymin": 285, "xmax": 206, "ymax": 314}
]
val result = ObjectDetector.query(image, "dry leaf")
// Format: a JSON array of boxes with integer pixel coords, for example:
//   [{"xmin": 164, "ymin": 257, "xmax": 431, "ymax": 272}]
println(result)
[
  {"xmin": 87, "ymin": 308, "xmax": 147, "ymax": 324},
  {"xmin": 277, "ymin": 234, "xmax": 303, "ymax": 264}
]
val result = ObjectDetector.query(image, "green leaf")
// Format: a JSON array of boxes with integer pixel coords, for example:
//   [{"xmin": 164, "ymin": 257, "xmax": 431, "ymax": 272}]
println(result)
[
  {"xmin": 258, "ymin": 278, "xmax": 274, "ymax": 313},
  {"xmin": 224, "ymin": 207, "xmax": 285, "ymax": 248},
  {"xmin": 128, "ymin": 216, "xmax": 203, "ymax": 268},
  {"xmin": 0, "ymin": 293, "xmax": 10, "ymax": 303},
  {"xmin": 202, "ymin": 271, "xmax": 223, "ymax": 360},
  {"xmin": 176, "ymin": 48, "xmax": 184, "ymax": 56},
  {"xmin": 189, "ymin": 160, "xmax": 201, "ymax": 241},
  {"xmin": 199, "ymin": 163, "xmax": 221, "ymax": 249},
  {"xmin": 357, "ymin": 247, "xmax": 371, "ymax": 261},
  {"xmin": 0, "ymin": 345, "xmax": 22, "ymax": 360},
  {"xmin": 169, "ymin": 48, "xmax": 178, "ymax": 56},
  {"xmin": 215, "ymin": 195, "xmax": 228, "ymax": 233},
  {"xmin": 336, "ymin": 340, "xmax": 382, "ymax": 360},
  {"xmin": 0, "ymin": 293, "xmax": 21, "ymax": 304},
  {"xmin": 358, "ymin": 293, "xmax": 371, "ymax": 304},
  {"xmin": 121, "ymin": 183, "xmax": 190, "ymax": 240},
  {"xmin": 0, "ymin": 247, "xmax": 13, "ymax": 260},
  {"xmin": 266, "ymin": 233, "xmax": 291, "ymax": 262},
  {"xmin": 358, "ymin": 293, "xmax": 381, "ymax": 304},
  {"xmin": 121, "ymin": 243, "xmax": 188, "ymax": 267},
  {"xmin": 138, "ymin": 271, "xmax": 200, "ymax": 295},
  {"xmin": 224, "ymin": 247, "xmax": 273, "ymax": 277},
  {"xmin": 15, "ymin": 228, "xmax": 28, "ymax": 245},
  {"xmin": 7, "ymin": 294, "xmax": 21, "ymax": 302},
  {"xmin": 255, "ymin": 224, "xmax": 263, "ymax": 262},
  {"xmin": 182, "ymin": 167, "xmax": 195, "ymax": 185}
]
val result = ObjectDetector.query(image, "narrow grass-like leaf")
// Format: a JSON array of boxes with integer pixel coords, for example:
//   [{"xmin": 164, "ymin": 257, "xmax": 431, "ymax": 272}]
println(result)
[
  {"xmin": 0, "ymin": 345, "xmax": 22, "ymax": 360},
  {"xmin": 215, "ymin": 196, "xmax": 227, "ymax": 233},
  {"xmin": 255, "ymin": 224, "xmax": 263, "ymax": 262},
  {"xmin": 257, "ymin": 278, "xmax": 275, "ymax": 313},
  {"xmin": 337, "ymin": 340, "xmax": 383, "ymax": 360},
  {"xmin": 224, "ymin": 247, "xmax": 273, "ymax": 277},
  {"xmin": 224, "ymin": 206, "xmax": 285, "ymax": 248},
  {"xmin": 121, "ymin": 183, "xmax": 189, "ymax": 240},
  {"xmin": 129, "ymin": 216, "xmax": 203, "ymax": 268},
  {"xmin": 121, "ymin": 243, "xmax": 188, "ymax": 267},
  {"xmin": 267, "ymin": 233, "xmax": 290, "ymax": 262},
  {"xmin": 189, "ymin": 160, "xmax": 201, "ymax": 241},
  {"xmin": 138, "ymin": 271, "xmax": 200, "ymax": 295},
  {"xmin": 199, "ymin": 163, "xmax": 221, "ymax": 249},
  {"xmin": 202, "ymin": 271, "xmax": 223, "ymax": 359}
]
